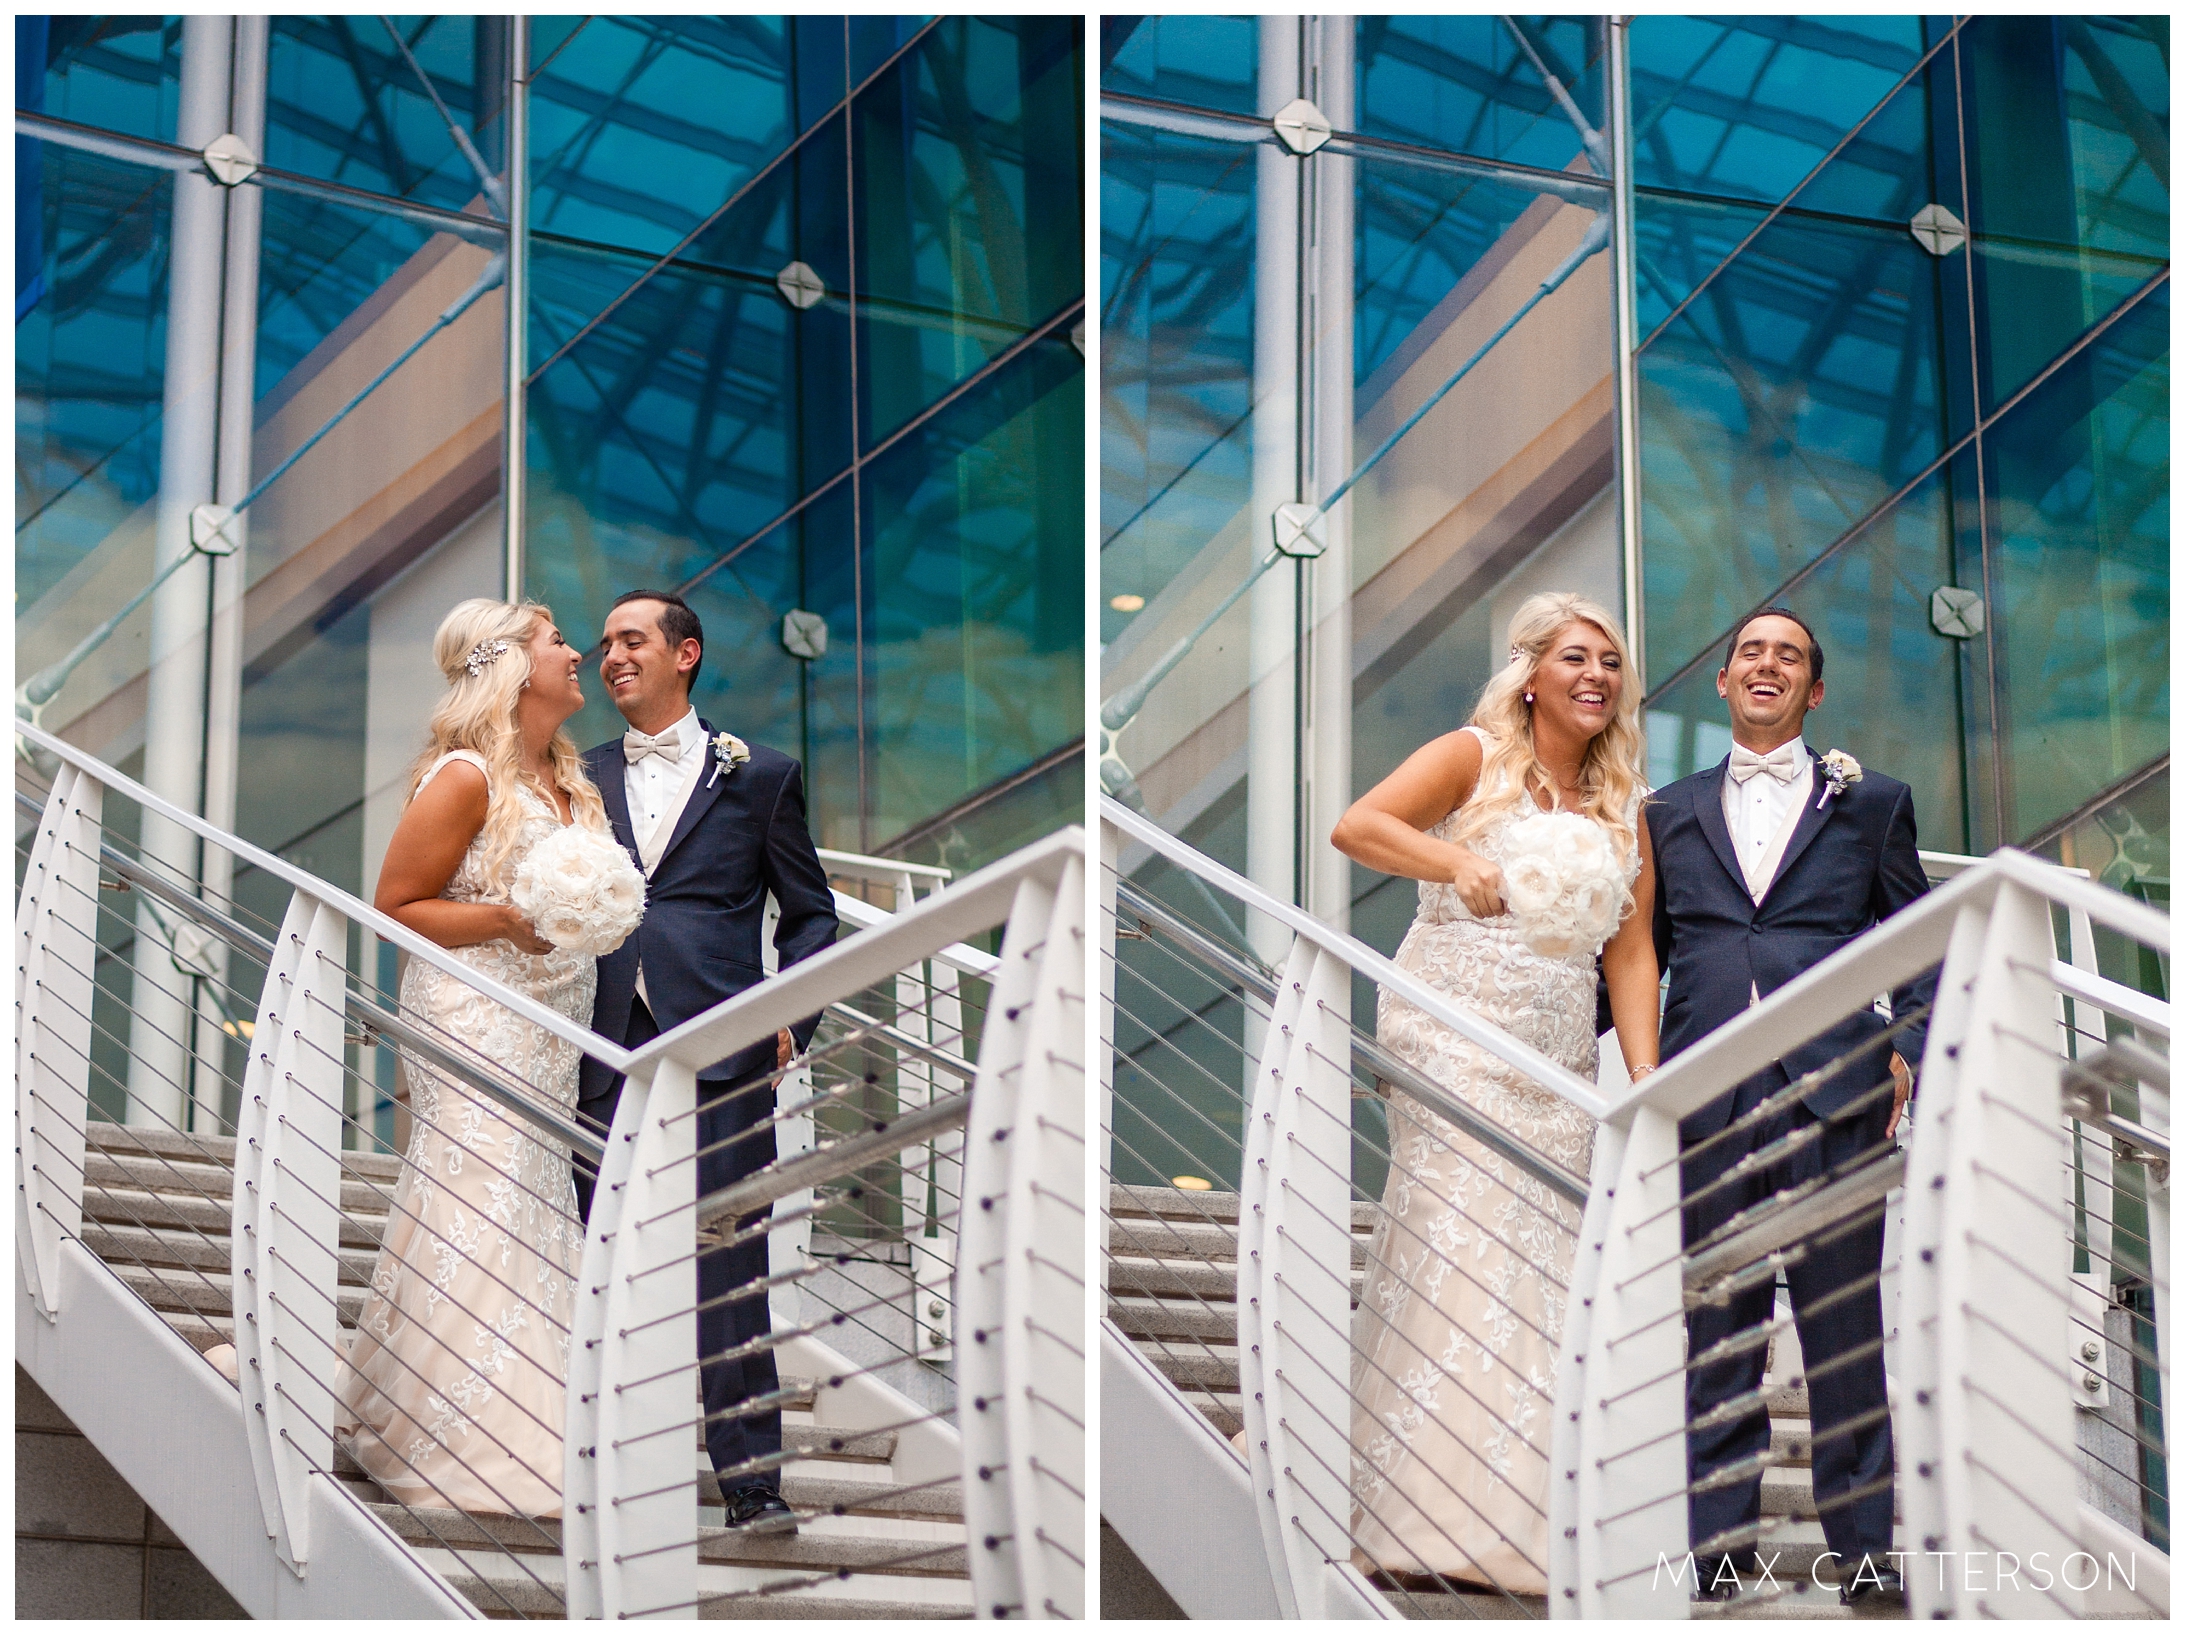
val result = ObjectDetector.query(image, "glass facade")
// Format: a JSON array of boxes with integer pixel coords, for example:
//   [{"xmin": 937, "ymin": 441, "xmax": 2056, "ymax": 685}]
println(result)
[
  {"xmin": 1100, "ymin": 13, "xmax": 2167, "ymax": 947},
  {"xmin": 19, "ymin": 13, "xmax": 1086, "ymax": 922},
  {"xmin": 1099, "ymin": 17, "xmax": 2168, "ymax": 1192}
]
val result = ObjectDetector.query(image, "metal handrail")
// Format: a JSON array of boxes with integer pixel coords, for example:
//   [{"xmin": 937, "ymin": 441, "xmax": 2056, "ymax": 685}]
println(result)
[
  {"xmin": 19, "ymin": 718, "xmax": 634, "ymax": 1073},
  {"xmin": 1105, "ymin": 794, "xmax": 1606, "ymax": 1115}
]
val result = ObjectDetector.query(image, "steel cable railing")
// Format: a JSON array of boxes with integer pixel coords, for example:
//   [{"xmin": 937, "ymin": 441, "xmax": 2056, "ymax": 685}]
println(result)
[
  {"xmin": 1102, "ymin": 798, "xmax": 2169, "ymax": 1622},
  {"xmin": 20, "ymin": 726, "xmax": 1086, "ymax": 1620},
  {"xmin": 1102, "ymin": 796, "xmax": 1600, "ymax": 1619},
  {"xmin": 1560, "ymin": 851, "xmax": 2168, "ymax": 1620}
]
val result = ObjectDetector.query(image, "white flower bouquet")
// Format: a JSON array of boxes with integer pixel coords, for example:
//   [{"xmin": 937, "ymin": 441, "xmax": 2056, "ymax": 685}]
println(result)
[
  {"xmin": 1498, "ymin": 810, "xmax": 1629, "ymax": 958},
  {"xmin": 510, "ymin": 823, "xmax": 646, "ymax": 956}
]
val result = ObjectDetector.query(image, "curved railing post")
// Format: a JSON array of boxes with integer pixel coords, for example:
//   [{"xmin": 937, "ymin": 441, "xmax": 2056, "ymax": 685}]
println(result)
[
  {"xmin": 1915, "ymin": 878, "xmax": 2083, "ymax": 1615},
  {"xmin": 17, "ymin": 763, "xmax": 102, "ymax": 1319},
  {"xmin": 1571, "ymin": 1102, "xmax": 1686, "ymax": 1618},
  {"xmin": 1235, "ymin": 935, "xmax": 1354, "ymax": 1618},
  {"xmin": 1548, "ymin": 1117, "xmax": 1624, "ymax": 1616},
  {"xmin": 564, "ymin": 1058, "xmax": 698, "ymax": 1621},
  {"xmin": 231, "ymin": 889, "xmax": 348, "ymax": 1573},
  {"xmin": 961, "ymin": 852, "xmax": 1088, "ymax": 1619}
]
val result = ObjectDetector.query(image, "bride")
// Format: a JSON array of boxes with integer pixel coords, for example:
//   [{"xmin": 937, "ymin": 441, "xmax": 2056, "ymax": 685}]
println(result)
[
  {"xmin": 334, "ymin": 597, "xmax": 611, "ymax": 1518},
  {"xmin": 1332, "ymin": 591, "xmax": 1660, "ymax": 1595}
]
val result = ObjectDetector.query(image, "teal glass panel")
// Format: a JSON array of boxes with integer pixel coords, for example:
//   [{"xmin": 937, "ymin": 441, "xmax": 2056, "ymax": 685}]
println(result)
[
  {"xmin": 1098, "ymin": 123, "xmax": 1255, "ymax": 647},
  {"xmin": 16, "ymin": 142, "xmax": 170, "ymax": 616},
  {"xmin": 1101, "ymin": 15, "xmax": 1258, "ymax": 119},
  {"xmin": 1355, "ymin": 144, "xmax": 1599, "ymax": 384},
  {"xmin": 850, "ymin": 17, "xmax": 931, "ymax": 88},
  {"xmin": 1626, "ymin": 15, "xmax": 1925, "ymax": 207},
  {"xmin": 1963, "ymin": 15, "xmax": 2171, "ymax": 412},
  {"xmin": 527, "ymin": 17, "xmax": 799, "ymax": 264},
  {"xmin": 883, "ymin": 748, "xmax": 1082, "ymax": 885},
  {"xmin": 24, "ymin": 16, "xmax": 182, "ymax": 147},
  {"xmin": 1632, "ymin": 44, "xmax": 1936, "ymax": 339},
  {"xmin": 853, "ymin": 16, "xmax": 1082, "ymax": 448},
  {"xmin": 232, "ymin": 599, "xmax": 371, "ymax": 902},
  {"xmin": 862, "ymin": 332, "xmax": 1082, "ymax": 850},
  {"xmin": 1638, "ymin": 207, "xmax": 1948, "ymax": 679},
  {"xmin": 525, "ymin": 112, "xmax": 854, "ymax": 601},
  {"xmin": 1985, "ymin": 279, "xmax": 2167, "ymax": 844},
  {"xmin": 1357, "ymin": 15, "xmax": 1602, "ymax": 173},
  {"xmin": 251, "ymin": 186, "xmax": 441, "ymax": 403},
  {"xmin": 265, "ymin": 17, "xmax": 495, "ymax": 214}
]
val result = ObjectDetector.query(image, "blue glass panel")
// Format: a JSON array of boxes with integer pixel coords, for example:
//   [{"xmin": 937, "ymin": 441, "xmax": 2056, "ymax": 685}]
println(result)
[
  {"xmin": 526, "ymin": 111, "xmax": 854, "ymax": 602},
  {"xmin": 252, "ymin": 186, "xmax": 439, "ymax": 404},
  {"xmin": 265, "ymin": 17, "xmax": 494, "ymax": 214},
  {"xmin": 1357, "ymin": 15, "xmax": 1600, "ymax": 172},
  {"xmin": 16, "ymin": 142, "xmax": 171, "ymax": 615},
  {"xmin": 27, "ymin": 15, "xmax": 182, "ymax": 147},
  {"xmin": 1101, "ymin": 15, "xmax": 1257, "ymax": 118},
  {"xmin": 1356, "ymin": 147, "xmax": 1595, "ymax": 384},
  {"xmin": 232, "ymin": 599, "xmax": 370, "ymax": 897},
  {"xmin": 1985, "ymin": 279, "xmax": 2167, "ymax": 843},
  {"xmin": 1627, "ymin": 15, "xmax": 1925, "ymax": 208},
  {"xmin": 1963, "ymin": 15, "xmax": 2170, "ymax": 412},
  {"xmin": 862, "ymin": 332, "xmax": 1082, "ymax": 848},
  {"xmin": 528, "ymin": 16, "xmax": 798, "ymax": 264},
  {"xmin": 1638, "ymin": 209, "xmax": 1948, "ymax": 679},
  {"xmin": 855, "ymin": 16, "xmax": 1081, "ymax": 447},
  {"xmin": 1099, "ymin": 123, "xmax": 1255, "ymax": 647},
  {"xmin": 850, "ymin": 16, "xmax": 932, "ymax": 89}
]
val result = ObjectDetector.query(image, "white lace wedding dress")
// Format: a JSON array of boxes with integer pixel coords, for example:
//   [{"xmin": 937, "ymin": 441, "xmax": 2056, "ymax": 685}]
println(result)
[
  {"xmin": 1350, "ymin": 729, "xmax": 1638, "ymax": 1592},
  {"xmin": 334, "ymin": 751, "xmax": 595, "ymax": 1518}
]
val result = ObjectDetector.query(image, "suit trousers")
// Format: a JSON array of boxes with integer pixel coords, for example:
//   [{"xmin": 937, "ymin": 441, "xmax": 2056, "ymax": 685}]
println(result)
[
  {"xmin": 573, "ymin": 998, "xmax": 783, "ymax": 1495},
  {"xmin": 1681, "ymin": 1067, "xmax": 1896, "ymax": 1563}
]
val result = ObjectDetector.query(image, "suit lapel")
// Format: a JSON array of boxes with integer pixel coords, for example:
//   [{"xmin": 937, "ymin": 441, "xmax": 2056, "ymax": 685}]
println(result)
[
  {"xmin": 1691, "ymin": 763, "xmax": 1745, "ymax": 895},
  {"xmin": 652, "ymin": 716, "xmax": 728, "ymax": 875},
  {"xmin": 1759, "ymin": 778, "xmax": 1839, "ymax": 907},
  {"xmin": 596, "ymin": 746, "xmax": 638, "ymax": 856}
]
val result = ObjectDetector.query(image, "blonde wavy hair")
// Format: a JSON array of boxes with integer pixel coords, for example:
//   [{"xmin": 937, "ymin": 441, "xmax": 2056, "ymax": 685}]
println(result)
[
  {"xmin": 402, "ymin": 598, "xmax": 608, "ymax": 889},
  {"xmin": 1450, "ymin": 591, "xmax": 1648, "ymax": 865}
]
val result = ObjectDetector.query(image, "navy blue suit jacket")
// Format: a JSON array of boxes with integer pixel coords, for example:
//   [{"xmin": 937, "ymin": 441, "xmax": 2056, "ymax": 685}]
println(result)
[
  {"xmin": 576, "ymin": 725, "xmax": 838, "ymax": 1105},
  {"xmin": 1651, "ymin": 756, "xmax": 1933, "ymax": 1138}
]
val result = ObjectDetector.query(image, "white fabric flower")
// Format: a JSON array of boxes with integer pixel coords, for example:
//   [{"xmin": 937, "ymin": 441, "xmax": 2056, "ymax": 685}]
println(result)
[
  {"xmin": 1497, "ymin": 811, "xmax": 1632, "ymax": 959},
  {"xmin": 510, "ymin": 823, "xmax": 646, "ymax": 956}
]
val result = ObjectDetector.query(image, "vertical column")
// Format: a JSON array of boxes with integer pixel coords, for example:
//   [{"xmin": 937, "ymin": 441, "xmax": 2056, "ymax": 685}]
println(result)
[
  {"xmin": 128, "ymin": 15, "xmax": 232, "ymax": 1130},
  {"xmin": 194, "ymin": 14, "xmax": 267, "ymax": 1133},
  {"xmin": 502, "ymin": 15, "xmax": 529, "ymax": 599},
  {"xmin": 1301, "ymin": 16, "xmax": 1352, "ymax": 938},
  {"xmin": 1605, "ymin": 16, "xmax": 1646, "ymax": 690},
  {"xmin": 1246, "ymin": 16, "xmax": 1302, "ymax": 968}
]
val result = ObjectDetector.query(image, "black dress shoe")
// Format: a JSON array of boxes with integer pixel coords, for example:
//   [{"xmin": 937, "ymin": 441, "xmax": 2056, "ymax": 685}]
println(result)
[
  {"xmin": 1692, "ymin": 1552, "xmax": 1760, "ymax": 1602},
  {"xmin": 1839, "ymin": 1560, "xmax": 1905, "ymax": 1609},
  {"xmin": 724, "ymin": 1485, "xmax": 798, "ymax": 1536}
]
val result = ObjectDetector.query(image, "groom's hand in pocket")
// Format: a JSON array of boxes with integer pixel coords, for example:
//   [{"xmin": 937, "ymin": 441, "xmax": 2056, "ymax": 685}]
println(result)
[
  {"xmin": 1885, "ymin": 1051, "xmax": 1912, "ymax": 1138},
  {"xmin": 777, "ymin": 1029, "xmax": 794, "ymax": 1070}
]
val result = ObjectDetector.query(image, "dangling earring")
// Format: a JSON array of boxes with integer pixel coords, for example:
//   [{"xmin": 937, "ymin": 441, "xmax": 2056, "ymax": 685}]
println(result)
[{"xmin": 1523, "ymin": 690, "xmax": 1534, "ymax": 705}]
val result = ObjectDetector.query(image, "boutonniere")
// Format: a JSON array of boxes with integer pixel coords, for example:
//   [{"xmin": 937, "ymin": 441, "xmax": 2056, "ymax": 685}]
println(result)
[
  {"xmin": 1816, "ymin": 749, "xmax": 1862, "ymax": 810},
  {"xmin": 706, "ymin": 730, "xmax": 750, "ymax": 788}
]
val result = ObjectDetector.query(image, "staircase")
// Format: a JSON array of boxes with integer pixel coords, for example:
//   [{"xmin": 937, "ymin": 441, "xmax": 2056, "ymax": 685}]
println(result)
[
  {"xmin": 1106, "ymin": 1182, "xmax": 1908, "ymax": 1620},
  {"xmin": 79, "ymin": 1119, "xmax": 974, "ymax": 1619}
]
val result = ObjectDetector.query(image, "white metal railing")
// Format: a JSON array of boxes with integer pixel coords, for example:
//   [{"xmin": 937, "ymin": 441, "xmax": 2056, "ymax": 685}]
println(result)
[
  {"xmin": 17, "ymin": 720, "xmax": 1084, "ymax": 1620},
  {"xmin": 1558, "ymin": 849, "xmax": 2168, "ymax": 1619},
  {"xmin": 1099, "ymin": 794, "xmax": 2168, "ymax": 1621}
]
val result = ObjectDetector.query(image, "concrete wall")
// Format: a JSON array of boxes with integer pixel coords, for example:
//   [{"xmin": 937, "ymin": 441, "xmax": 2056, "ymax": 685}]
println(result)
[{"xmin": 16, "ymin": 1366, "xmax": 246, "ymax": 1619}]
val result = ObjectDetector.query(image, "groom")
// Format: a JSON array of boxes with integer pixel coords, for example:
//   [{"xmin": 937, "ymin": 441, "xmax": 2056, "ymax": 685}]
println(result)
[
  {"xmin": 1649, "ymin": 608, "xmax": 1930, "ymax": 1609},
  {"xmin": 576, "ymin": 589, "xmax": 839, "ymax": 1536}
]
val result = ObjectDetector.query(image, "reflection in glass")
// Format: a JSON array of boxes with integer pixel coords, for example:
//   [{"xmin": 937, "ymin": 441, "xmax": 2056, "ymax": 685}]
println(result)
[
  {"xmin": 1101, "ymin": 16, "xmax": 1259, "ymax": 121},
  {"xmin": 1358, "ymin": 15, "xmax": 1600, "ymax": 177},
  {"xmin": 16, "ymin": 143, "xmax": 172, "ymax": 615},
  {"xmin": 23, "ymin": 16, "xmax": 183, "ymax": 149},
  {"xmin": 1986, "ymin": 280, "xmax": 2167, "ymax": 843}
]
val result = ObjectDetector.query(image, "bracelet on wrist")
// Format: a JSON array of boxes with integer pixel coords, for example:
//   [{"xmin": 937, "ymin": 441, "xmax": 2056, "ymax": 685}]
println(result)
[{"xmin": 1628, "ymin": 1062, "xmax": 1658, "ymax": 1079}]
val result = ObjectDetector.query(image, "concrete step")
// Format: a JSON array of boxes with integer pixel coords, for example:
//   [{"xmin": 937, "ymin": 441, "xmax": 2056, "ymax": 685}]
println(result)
[
  {"xmin": 84, "ymin": 1221, "xmax": 379, "ymax": 1287},
  {"xmin": 1373, "ymin": 1584, "xmax": 1549, "ymax": 1619},
  {"xmin": 364, "ymin": 1503, "xmax": 968, "ymax": 1577},
  {"xmin": 86, "ymin": 1120, "xmax": 405, "ymax": 1181},
  {"xmin": 1108, "ymin": 1182, "xmax": 1378, "ymax": 1233},
  {"xmin": 82, "ymin": 1183, "xmax": 388, "ymax": 1248},
  {"xmin": 85, "ymin": 1150, "xmax": 398, "ymax": 1220},
  {"xmin": 1139, "ymin": 1342, "xmax": 1239, "ymax": 1396},
  {"xmin": 112, "ymin": 1260, "xmax": 368, "ymax": 1328},
  {"xmin": 1759, "ymin": 1466, "xmax": 1901, "ymax": 1523},
  {"xmin": 1107, "ymin": 1293, "xmax": 1238, "ymax": 1344},
  {"xmin": 412, "ymin": 1544, "xmax": 977, "ymax": 1619}
]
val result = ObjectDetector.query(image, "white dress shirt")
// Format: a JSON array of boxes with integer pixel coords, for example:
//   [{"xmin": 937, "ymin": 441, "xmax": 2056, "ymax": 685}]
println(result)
[
  {"xmin": 1722, "ymin": 734, "xmax": 1812, "ymax": 891},
  {"xmin": 624, "ymin": 707, "xmax": 705, "ymax": 853}
]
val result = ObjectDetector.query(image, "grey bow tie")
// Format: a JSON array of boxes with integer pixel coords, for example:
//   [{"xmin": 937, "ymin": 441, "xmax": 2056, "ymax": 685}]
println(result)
[
  {"xmin": 1728, "ymin": 743, "xmax": 1799, "ymax": 784},
  {"xmin": 623, "ymin": 729, "xmax": 681, "ymax": 765}
]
